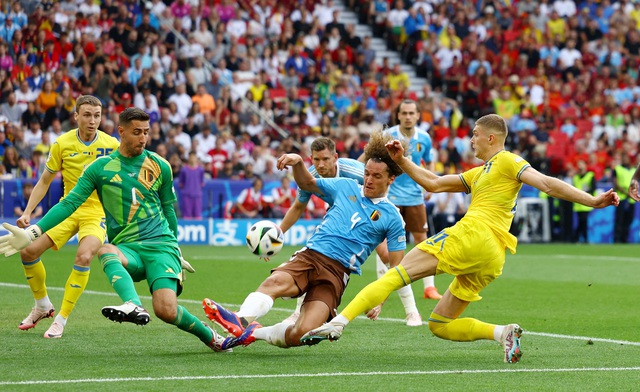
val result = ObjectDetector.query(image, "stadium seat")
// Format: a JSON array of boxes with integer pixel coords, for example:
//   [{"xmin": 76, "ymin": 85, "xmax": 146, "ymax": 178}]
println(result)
[{"xmin": 270, "ymin": 88, "xmax": 287, "ymax": 103}]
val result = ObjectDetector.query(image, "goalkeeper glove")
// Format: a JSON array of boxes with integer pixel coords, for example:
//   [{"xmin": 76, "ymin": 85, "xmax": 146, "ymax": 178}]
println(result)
[
  {"xmin": 0, "ymin": 223, "xmax": 42, "ymax": 257},
  {"xmin": 178, "ymin": 248, "xmax": 195, "ymax": 273}
]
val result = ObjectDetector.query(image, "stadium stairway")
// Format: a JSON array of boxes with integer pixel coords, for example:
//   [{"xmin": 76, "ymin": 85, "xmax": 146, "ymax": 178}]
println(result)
[{"xmin": 333, "ymin": 0, "xmax": 430, "ymax": 97}]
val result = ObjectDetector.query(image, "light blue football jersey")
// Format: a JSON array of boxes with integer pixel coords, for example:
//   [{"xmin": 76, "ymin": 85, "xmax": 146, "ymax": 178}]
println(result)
[
  {"xmin": 306, "ymin": 178, "xmax": 406, "ymax": 275},
  {"xmin": 297, "ymin": 158, "xmax": 365, "ymax": 205},
  {"xmin": 385, "ymin": 126, "xmax": 433, "ymax": 206}
]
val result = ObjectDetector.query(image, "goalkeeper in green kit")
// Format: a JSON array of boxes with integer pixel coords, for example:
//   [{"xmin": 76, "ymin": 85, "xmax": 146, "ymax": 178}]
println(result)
[{"xmin": 0, "ymin": 108, "xmax": 229, "ymax": 352}]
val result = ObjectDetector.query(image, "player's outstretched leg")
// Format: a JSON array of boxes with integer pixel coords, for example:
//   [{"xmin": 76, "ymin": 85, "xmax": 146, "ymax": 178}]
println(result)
[
  {"xmin": 376, "ymin": 254, "xmax": 422, "ymax": 326},
  {"xmin": 220, "ymin": 322, "xmax": 262, "ymax": 350},
  {"xmin": 500, "ymin": 324, "xmax": 523, "ymax": 363},
  {"xmin": 300, "ymin": 322, "xmax": 344, "ymax": 346},
  {"xmin": 101, "ymin": 301, "xmax": 150, "ymax": 325},
  {"xmin": 201, "ymin": 322, "xmax": 233, "ymax": 353},
  {"xmin": 202, "ymin": 298, "xmax": 246, "ymax": 337}
]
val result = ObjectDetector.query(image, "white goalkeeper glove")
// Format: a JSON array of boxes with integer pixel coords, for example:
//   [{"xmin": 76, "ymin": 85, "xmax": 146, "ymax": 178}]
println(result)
[
  {"xmin": 0, "ymin": 223, "xmax": 42, "ymax": 257},
  {"xmin": 177, "ymin": 248, "xmax": 195, "ymax": 273},
  {"xmin": 181, "ymin": 257, "xmax": 195, "ymax": 273}
]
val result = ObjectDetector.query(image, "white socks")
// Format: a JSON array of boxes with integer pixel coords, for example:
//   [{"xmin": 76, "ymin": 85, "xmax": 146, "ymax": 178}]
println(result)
[
  {"xmin": 493, "ymin": 325, "xmax": 505, "ymax": 342},
  {"xmin": 35, "ymin": 296, "xmax": 52, "ymax": 309},
  {"xmin": 237, "ymin": 292, "xmax": 274, "ymax": 323},
  {"xmin": 375, "ymin": 254, "xmax": 419, "ymax": 315},
  {"xmin": 252, "ymin": 322, "xmax": 291, "ymax": 348},
  {"xmin": 332, "ymin": 314, "xmax": 349, "ymax": 326},
  {"xmin": 423, "ymin": 275, "xmax": 436, "ymax": 289},
  {"xmin": 54, "ymin": 314, "xmax": 67, "ymax": 326}
]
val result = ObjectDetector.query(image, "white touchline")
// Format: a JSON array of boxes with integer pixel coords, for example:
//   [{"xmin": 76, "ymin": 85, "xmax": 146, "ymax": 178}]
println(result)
[
  {"xmin": 2, "ymin": 283, "xmax": 640, "ymax": 348},
  {"xmin": 2, "ymin": 367, "xmax": 640, "ymax": 386}
]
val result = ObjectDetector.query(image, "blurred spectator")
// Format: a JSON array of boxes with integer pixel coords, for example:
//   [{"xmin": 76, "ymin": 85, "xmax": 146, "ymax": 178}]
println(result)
[
  {"xmin": 0, "ymin": 126, "xmax": 11, "ymax": 158},
  {"xmin": 16, "ymin": 155, "xmax": 34, "ymax": 179},
  {"xmin": 613, "ymin": 154, "xmax": 635, "ymax": 243},
  {"xmin": 270, "ymin": 176, "xmax": 296, "ymax": 218},
  {"xmin": 178, "ymin": 151, "xmax": 205, "ymax": 219},
  {"xmin": 232, "ymin": 177, "xmax": 264, "ymax": 218},
  {"xmin": 167, "ymin": 83, "xmax": 193, "ymax": 121},
  {"xmin": 1, "ymin": 92, "xmax": 23, "ymax": 124},
  {"xmin": 571, "ymin": 160, "xmax": 595, "ymax": 243},
  {"xmin": 14, "ymin": 182, "xmax": 43, "ymax": 218},
  {"xmin": 431, "ymin": 191, "xmax": 467, "ymax": 233},
  {"xmin": 42, "ymin": 95, "xmax": 70, "ymax": 131}
]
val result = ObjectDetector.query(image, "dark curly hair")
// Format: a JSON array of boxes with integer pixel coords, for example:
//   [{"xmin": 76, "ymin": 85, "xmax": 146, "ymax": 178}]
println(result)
[{"xmin": 363, "ymin": 128, "xmax": 407, "ymax": 177}]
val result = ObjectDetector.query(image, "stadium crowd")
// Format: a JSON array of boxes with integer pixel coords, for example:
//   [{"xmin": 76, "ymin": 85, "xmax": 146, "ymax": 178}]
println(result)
[{"xmin": 0, "ymin": 0, "xmax": 638, "ymax": 240}]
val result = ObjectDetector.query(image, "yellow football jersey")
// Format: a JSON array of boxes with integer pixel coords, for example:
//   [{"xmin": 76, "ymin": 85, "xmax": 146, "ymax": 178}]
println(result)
[
  {"xmin": 45, "ymin": 129, "xmax": 120, "ymax": 210},
  {"xmin": 459, "ymin": 150, "xmax": 530, "ymax": 253}
]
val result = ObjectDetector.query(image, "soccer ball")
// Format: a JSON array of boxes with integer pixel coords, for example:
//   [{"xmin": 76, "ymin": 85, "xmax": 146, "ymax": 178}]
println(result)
[{"xmin": 246, "ymin": 220, "xmax": 284, "ymax": 258}]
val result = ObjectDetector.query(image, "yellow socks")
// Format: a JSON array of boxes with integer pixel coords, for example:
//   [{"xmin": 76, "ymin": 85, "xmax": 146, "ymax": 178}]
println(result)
[
  {"xmin": 22, "ymin": 258, "xmax": 47, "ymax": 300},
  {"xmin": 428, "ymin": 312, "xmax": 495, "ymax": 342},
  {"xmin": 60, "ymin": 265, "xmax": 90, "ymax": 319},
  {"xmin": 341, "ymin": 265, "xmax": 410, "ymax": 321}
]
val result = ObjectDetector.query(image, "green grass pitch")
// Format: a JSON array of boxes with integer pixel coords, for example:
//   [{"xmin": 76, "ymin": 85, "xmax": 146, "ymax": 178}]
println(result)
[{"xmin": 1, "ymin": 244, "xmax": 639, "ymax": 391}]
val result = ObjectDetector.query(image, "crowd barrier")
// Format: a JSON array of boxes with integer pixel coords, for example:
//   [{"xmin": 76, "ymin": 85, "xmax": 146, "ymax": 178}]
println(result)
[
  {"xmin": 0, "ymin": 179, "xmax": 283, "ymax": 219},
  {"xmin": 1, "ymin": 180, "xmax": 638, "ymax": 244}
]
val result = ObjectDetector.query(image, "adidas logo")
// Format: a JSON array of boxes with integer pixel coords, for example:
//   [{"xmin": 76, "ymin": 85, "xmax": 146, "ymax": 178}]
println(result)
[{"xmin": 110, "ymin": 174, "xmax": 122, "ymax": 183}]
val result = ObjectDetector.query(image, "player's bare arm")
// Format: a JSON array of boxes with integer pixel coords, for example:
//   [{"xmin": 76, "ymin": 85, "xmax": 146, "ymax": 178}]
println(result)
[
  {"xmin": 385, "ymin": 140, "xmax": 466, "ymax": 193},
  {"xmin": 387, "ymin": 249, "xmax": 404, "ymax": 268},
  {"xmin": 520, "ymin": 167, "xmax": 620, "ymax": 208},
  {"xmin": 17, "ymin": 170, "xmax": 56, "ymax": 228},
  {"xmin": 279, "ymin": 199, "xmax": 307, "ymax": 234},
  {"xmin": 277, "ymin": 154, "xmax": 322, "ymax": 195}
]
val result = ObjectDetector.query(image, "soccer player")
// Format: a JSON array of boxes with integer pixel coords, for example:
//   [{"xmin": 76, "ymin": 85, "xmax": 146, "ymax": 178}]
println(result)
[
  {"xmin": 202, "ymin": 131, "xmax": 407, "ymax": 350},
  {"xmin": 383, "ymin": 99, "xmax": 442, "ymax": 301},
  {"xmin": 15, "ymin": 95, "xmax": 119, "ymax": 338},
  {"xmin": 0, "ymin": 108, "xmax": 227, "ymax": 352},
  {"xmin": 278, "ymin": 137, "xmax": 423, "ymax": 326},
  {"xmin": 302, "ymin": 114, "xmax": 620, "ymax": 363}
]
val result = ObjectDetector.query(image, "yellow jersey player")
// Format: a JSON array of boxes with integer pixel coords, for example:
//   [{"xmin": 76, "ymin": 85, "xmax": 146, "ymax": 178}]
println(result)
[
  {"xmin": 302, "ymin": 114, "xmax": 620, "ymax": 363},
  {"xmin": 16, "ymin": 95, "xmax": 119, "ymax": 338}
]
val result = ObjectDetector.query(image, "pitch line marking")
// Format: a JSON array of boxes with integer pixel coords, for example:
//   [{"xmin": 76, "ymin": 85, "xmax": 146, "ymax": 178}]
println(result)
[
  {"xmin": 2, "ymin": 367, "xmax": 640, "ymax": 386},
  {"xmin": 2, "ymin": 283, "xmax": 640, "ymax": 347}
]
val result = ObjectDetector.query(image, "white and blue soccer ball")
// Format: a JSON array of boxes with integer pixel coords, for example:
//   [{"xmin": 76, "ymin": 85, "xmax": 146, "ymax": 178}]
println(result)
[{"xmin": 246, "ymin": 220, "xmax": 284, "ymax": 258}]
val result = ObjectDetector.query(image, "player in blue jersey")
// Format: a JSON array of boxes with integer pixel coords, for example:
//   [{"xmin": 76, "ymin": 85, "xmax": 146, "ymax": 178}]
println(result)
[
  {"xmin": 201, "ymin": 131, "xmax": 407, "ymax": 350},
  {"xmin": 380, "ymin": 100, "xmax": 442, "ymax": 302},
  {"xmin": 278, "ymin": 137, "xmax": 422, "ymax": 326}
]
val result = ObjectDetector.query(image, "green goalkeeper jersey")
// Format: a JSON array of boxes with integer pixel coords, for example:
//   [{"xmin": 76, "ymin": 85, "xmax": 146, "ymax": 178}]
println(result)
[{"xmin": 37, "ymin": 150, "xmax": 179, "ymax": 246}]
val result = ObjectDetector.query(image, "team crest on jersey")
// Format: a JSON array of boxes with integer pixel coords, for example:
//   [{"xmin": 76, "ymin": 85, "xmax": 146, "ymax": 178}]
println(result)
[
  {"xmin": 370, "ymin": 210, "xmax": 381, "ymax": 221},
  {"xmin": 349, "ymin": 195, "xmax": 357, "ymax": 202}
]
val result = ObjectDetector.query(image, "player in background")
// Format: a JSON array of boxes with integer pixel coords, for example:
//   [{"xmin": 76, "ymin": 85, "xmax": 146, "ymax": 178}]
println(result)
[
  {"xmin": 278, "ymin": 137, "xmax": 423, "ymax": 326},
  {"xmin": 0, "ymin": 108, "xmax": 226, "ymax": 352},
  {"xmin": 15, "ymin": 95, "xmax": 119, "ymax": 338},
  {"xmin": 627, "ymin": 161, "xmax": 640, "ymax": 202},
  {"xmin": 382, "ymin": 99, "xmax": 442, "ymax": 301},
  {"xmin": 302, "ymin": 114, "xmax": 619, "ymax": 363},
  {"xmin": 202, "ymin": 130, "xmax": 407, "ymax": 350}
]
